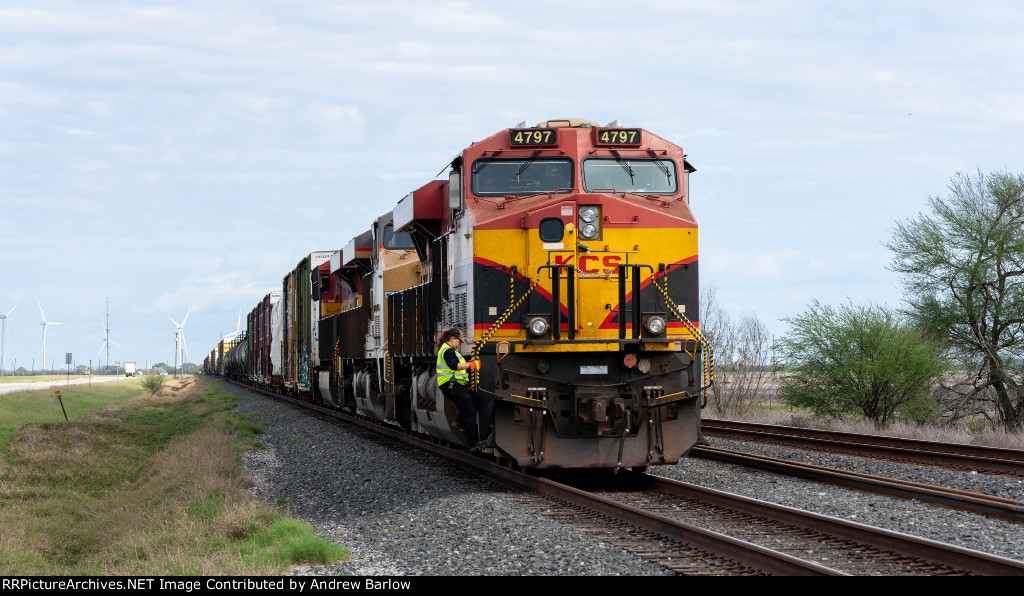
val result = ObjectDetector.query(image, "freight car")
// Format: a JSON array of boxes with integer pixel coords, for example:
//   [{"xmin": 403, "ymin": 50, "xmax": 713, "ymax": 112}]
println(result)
[
  {"xmin": 222, "ymin": 336, "xmax": 248, "ymax": 381},
  {"xmin": 218, "ymin": 336, "xmax": 245, "ymax": 380},
  {"xmin": 246, "ymin": 291, "xmax": 283, "ymax": 391},
  {"xmin": 212, "ymin": 118, "xmax": 712, "ymax": 472}
]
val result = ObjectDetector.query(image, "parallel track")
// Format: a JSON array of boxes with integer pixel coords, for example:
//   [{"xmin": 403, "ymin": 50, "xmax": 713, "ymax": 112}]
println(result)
[
  {"xmin": 221, "ymin": 379, "xmax": 1024, "ymax": 575},
  {"xmin": 701, "ymin": 418, "xmax": 1024, "ymax": 476},
  {"xmin": 692, "ymin": 445, "xmax": 1024, "ymax": 521}
]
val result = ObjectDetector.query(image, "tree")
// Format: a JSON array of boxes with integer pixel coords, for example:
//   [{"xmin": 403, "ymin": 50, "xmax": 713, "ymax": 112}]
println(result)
[
  {"xmin": 887, "ymin": 170, "xmax": 1024, "ymax": 430},
  {"xmin": 141, "ymin": 374, "xmax": 167, "ymax": 396},
  {"xmin": 700, "ymin": 287, "xmax": 774, "ymax": 415},
  {"xmin": 777, "ymin": 300, "xmax": 946, "ymax": 426}
]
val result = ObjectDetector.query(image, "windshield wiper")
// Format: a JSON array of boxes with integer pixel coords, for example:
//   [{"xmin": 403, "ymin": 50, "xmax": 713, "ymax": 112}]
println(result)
[
  {"xmin": 514, "ymin": 150, "xmax": 540, "ymax": 182},
  {"xmin": 654, "ymin": 160, "xmax": 672, "ymax": 183},
  {"xmin": 612, "ymin": 150, "xmax": 635, "ymax": 184},
  {"xmin": 647, "ymin": 150, "xmax": 672, "ymax": 183}
]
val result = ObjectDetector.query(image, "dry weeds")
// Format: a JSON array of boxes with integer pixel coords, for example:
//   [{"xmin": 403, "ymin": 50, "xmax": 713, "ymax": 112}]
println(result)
[
  {"xmin": 0, "ymin": 376, "xmax": 337, "ymax": 575},
  {"xmin": 707, "ymin": 373, "xmax": 1024, "ymax": 451}
]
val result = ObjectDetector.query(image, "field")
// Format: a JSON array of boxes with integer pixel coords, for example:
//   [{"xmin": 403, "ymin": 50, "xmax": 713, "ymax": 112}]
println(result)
[
  {"xmin": 0, "ymin": 376, "xmax": 347, "ymax": 575},
  {"xmin": 0, "ymin": 378, "xmax": 143, "ymax": 438}
]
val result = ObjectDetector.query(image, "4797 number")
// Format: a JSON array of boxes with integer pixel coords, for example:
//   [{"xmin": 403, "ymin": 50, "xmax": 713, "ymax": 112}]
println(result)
[
  {"xmin": 511, "ymin": 129, "xmax": 556, "ymax": 146},
  {"xmin": 597, "ymin": 129, "xmax": 640, "ymax": 145}
]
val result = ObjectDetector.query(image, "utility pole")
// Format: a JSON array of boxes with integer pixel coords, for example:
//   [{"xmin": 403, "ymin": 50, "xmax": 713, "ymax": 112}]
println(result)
[
  {"xmin": 105, "ymin": 297, "xmax": 110, "ymax": 368},
  {"xmin": 174, "ymin": 330, "xmax": 179, "ymax": 379}
]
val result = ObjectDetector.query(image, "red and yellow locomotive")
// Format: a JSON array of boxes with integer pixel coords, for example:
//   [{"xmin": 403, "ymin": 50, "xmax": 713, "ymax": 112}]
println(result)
[
  {"xmin": 218, "ymin": 118, "xmax": 711, "ymax": 472},
  {"xmin": 379, "ymin": 118, "xmax": 711, "ymax": 470}
]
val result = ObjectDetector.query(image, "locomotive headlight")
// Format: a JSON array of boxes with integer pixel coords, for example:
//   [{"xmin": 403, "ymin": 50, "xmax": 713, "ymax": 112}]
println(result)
[
  {"xmin": 527, "ymin": 316, "xmax": 550, "ymax": 337},
  {"xmin": 646, "ymin": 316, "xmax": 666, "ymax": 335},
  {"xmin": 578, "ymin": 206, "xmax": 600, "ymax": 240}
]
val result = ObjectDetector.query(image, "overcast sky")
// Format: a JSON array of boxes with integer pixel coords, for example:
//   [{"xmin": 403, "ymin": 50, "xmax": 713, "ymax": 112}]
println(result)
[{"xmin": 2, "ymin": 1, "xmax": 1023, "ymax": 371}]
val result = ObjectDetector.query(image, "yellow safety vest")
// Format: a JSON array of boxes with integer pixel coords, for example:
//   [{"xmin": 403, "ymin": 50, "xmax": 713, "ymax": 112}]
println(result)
[{"xmin": 436, "ymin": 343, "xmax": 469, "ymax": 387}]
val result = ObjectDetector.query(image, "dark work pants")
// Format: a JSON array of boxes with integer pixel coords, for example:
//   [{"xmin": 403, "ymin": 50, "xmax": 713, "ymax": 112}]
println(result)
[{"xmin": 440, "ymin": 381, "xmax": 481, "ymax": 445}]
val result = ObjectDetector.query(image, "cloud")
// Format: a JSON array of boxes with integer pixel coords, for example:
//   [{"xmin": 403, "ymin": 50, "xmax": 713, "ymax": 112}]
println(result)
[
  {"xmin": 151, "ymin": 272, "xmax": 267, "ymax": 315},
  {"xmin": 303, "ymin": 103, "xmax": 367, "ymax": 140},
  {"xmin": 56, "ymin": 126, "xmax": 99, "ymax": 136},
  {"xmin": 2, "ymin": 1, "xmax": 1024, "ymax": 365}
]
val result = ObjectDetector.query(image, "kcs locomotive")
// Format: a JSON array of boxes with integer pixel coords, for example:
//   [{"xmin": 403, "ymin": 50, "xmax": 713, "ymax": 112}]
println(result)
[{"xmin": 207, "ymin": 117, "xmax": 712, "ymax": 472}]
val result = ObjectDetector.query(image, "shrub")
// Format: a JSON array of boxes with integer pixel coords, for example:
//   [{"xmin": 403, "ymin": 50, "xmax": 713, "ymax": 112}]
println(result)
[
  {"xmin": 141, "ymin": 375, "xmax": 168, "ymax": 396},
  {"xmin": 778, "ymin": 300, "xmax": 947, "ymax": 426}
]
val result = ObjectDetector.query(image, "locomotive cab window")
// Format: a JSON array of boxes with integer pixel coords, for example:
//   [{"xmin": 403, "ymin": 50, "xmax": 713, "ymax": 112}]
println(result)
[
  {"xmin": 473, "ymin": 158, "xmax": 573, "ymax": 196},
  {"xmin": 583, "ymin": 158, "xmax": 678, "ymax": 194},
  {"xmin": 383, "ymin": 224, "xmax": 415, "ymax": 250},
  {"xmin": 538, "ymin": 218, "xmax": 565, "ymax": 242}
]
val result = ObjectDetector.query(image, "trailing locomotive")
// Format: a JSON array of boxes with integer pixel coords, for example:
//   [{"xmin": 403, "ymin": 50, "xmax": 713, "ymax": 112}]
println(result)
[{"xmin": 206, "ymin": 118, "xmax": 712, "ymax": 471}]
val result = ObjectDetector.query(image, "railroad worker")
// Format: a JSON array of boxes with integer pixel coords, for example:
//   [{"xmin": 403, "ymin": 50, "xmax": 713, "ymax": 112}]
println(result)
[{"xmin": 436, "ymin": 327, "xmax": 485, "ymax": 449}]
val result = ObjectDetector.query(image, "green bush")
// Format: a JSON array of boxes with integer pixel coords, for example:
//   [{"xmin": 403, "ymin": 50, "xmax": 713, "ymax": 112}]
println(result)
[
  {"xmin": 141, "ymin": 375, "xmax": 168, "ymax": 395},
  {"xmin": 778, "ymin": 300, "xmax": 947, "ymax": 426}
]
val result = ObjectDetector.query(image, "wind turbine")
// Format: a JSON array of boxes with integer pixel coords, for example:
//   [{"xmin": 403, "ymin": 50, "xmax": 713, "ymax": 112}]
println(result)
[
  {"xmin": 37, "ymin": 298, "xmax": 61, "ymax": 371},
  {"xmin": 169, "ymin": 310, "xmax": 190, "ymax": 375},
  {"xmin": 223, "ymin": 307, "xmax": 243, "ymax": 340},
  {"xmin": 0, "ymin": 302, "xmax": 18, "ymax": 376},
  {"xmin": 96, "ymin": 319, "xmax": 120, "ymax": 365}
]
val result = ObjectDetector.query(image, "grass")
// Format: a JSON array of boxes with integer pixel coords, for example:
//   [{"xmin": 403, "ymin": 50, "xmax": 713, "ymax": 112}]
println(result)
[
  {"xmin": 0, "ymin": 378, "xmax": 145, "ymax": 442},
  {"xmin": 241, "ymin": 518, "xmax": 344, "ymax": 567},
  {"xmin": 0, "ymin": 376, "xmax": 348, "ymax": 575}
]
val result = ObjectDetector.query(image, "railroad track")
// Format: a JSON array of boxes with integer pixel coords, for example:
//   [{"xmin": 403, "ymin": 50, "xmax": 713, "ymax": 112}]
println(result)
[
  {"xmin": 701, "ymin": 418, "xmax": 1024, "ymax": 476},
  {"xmin": 222, "ymin": 379, "xmax": 1024, "ymax": 575},
  {"xmin": 692, "ymin": 445, "xmax": 1024, "ymax": 521},
  {"xmin": 587, "ymin": 473, "xmax": 1024, "ymax": 575}
]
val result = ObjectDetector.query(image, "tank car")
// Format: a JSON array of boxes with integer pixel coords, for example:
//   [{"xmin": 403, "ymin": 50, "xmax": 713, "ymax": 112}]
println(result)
[
  {"xmin": 223, "ymin": 336, "xmax": 248, "ymax": 381},
  {"xmin": 217, "ymin": 337, "xmax": 244, "ymax": 378}
]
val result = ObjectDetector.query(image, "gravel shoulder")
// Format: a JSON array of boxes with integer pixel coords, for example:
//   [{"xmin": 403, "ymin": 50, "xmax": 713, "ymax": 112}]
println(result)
[
  {"xmin": 226, "ymin": 380, "xmax": 1024, "ymax": 575},
  {"xmin": 230, "ymin": 382, "xmax": 670, "ymax": 576}
]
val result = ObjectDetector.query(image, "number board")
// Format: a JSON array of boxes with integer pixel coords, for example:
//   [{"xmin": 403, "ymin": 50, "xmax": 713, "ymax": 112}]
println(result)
[
  {"xmin": 595, "ymin": 128, "xmax": 642, "ymax": 146},
  {"xmin": 510, "ymin": 128, "xmax": 558, "ymax": 147}
]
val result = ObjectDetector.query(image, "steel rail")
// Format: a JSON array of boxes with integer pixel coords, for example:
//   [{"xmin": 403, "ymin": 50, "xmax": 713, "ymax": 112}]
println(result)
[
  {"xmin": 701, "ymin": 418, "xmax": 1024, "ymax": 476},
  {"xmin": 501, "ymin": 468, "xmax": 845, "ymax": 576},
  {"xmin": 641, "ymin": 473, "xmax": 1024, "ymax": 576},
  {"xmin": 692, "ymin": 445, "xmax": 1024, "ymax": 521}
]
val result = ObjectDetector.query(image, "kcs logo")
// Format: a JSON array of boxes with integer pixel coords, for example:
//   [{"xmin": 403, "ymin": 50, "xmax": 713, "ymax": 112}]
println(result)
[{"xmin": 552, "ymin": 253, "xmax": 625, "ymax": 274}]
